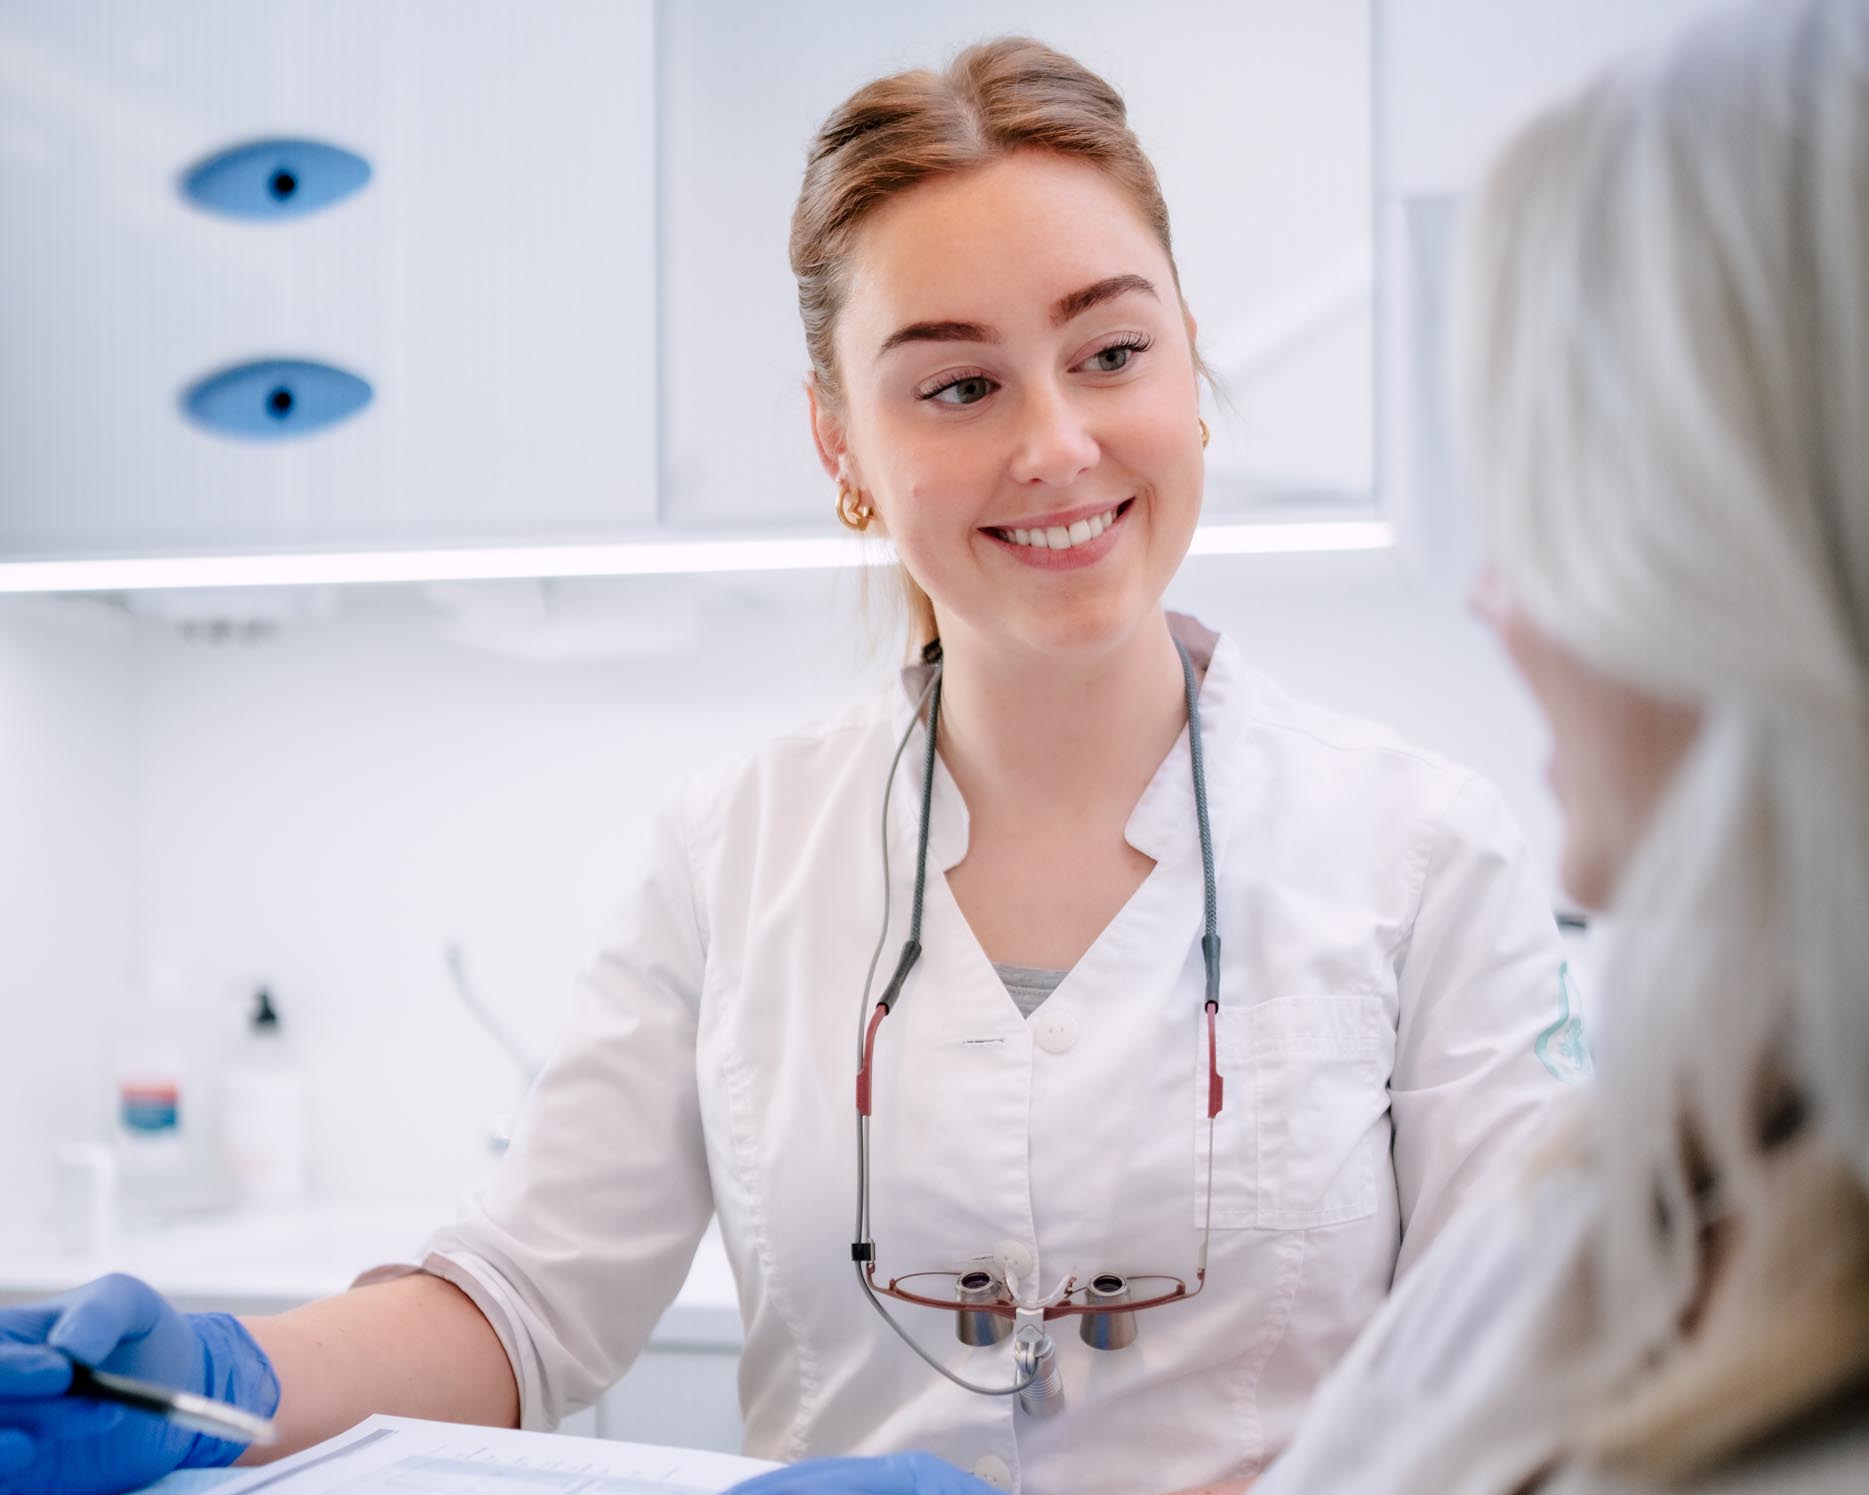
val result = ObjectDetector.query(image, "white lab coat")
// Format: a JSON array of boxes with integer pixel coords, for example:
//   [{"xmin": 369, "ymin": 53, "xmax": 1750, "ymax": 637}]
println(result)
[{"xmin": 409, "ymin": 618, "xmax": 1573, "ymax": 1495}]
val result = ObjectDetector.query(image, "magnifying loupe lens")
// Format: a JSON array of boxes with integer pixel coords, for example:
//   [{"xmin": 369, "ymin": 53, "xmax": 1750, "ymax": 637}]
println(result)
[
  {"xmin": 955, "ymin": 1269, "xmax": 1013, "ymax": 1346},
  {"xmin": 1079, "ymin": 1272, "xmax": 1138, "ymax": 1351}
]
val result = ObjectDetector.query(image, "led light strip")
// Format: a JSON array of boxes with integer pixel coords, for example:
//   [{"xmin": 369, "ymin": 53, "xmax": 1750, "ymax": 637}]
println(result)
[{"xmin": 0, "ymin": 521, "xmax": 1392, "ymax": 594}]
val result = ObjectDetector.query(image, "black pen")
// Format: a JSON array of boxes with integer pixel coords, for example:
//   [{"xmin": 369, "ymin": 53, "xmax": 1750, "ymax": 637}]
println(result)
[{"xmin": 64, "ymin": 1360, "xmax": 278, "ymax": 1447}]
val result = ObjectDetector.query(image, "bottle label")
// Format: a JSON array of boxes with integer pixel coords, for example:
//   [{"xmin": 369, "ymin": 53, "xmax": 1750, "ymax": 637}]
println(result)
[{"xmin": 120, "ymin": 1083, "xmax": 180, "ymax": 1134}]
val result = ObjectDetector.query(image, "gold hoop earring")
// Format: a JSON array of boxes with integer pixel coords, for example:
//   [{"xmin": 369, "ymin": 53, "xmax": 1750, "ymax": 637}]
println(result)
[
  {"xmin": 1199, "ymin": 417, "xmax": 1211, "ymax": 450},
  {"xmin": 836, "ymin": 483, "xmax": 874, "ymax": 532}
]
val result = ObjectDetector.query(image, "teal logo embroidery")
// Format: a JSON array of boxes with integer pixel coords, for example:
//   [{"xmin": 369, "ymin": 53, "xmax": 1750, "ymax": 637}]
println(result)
[{"xmin": 1535, "ymin": 961, "xmax": 1595, "ymax": 1082}]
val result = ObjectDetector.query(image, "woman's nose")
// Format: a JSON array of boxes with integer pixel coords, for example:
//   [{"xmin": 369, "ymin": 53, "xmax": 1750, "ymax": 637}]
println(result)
[{"xmin": 1008, "ymin": 388, "xmax": 1099, "ymax": 487}]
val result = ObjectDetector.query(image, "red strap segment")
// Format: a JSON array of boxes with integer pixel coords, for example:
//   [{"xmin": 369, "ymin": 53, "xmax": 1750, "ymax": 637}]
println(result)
[
  {"xmin": 1205, "ymin": 1000, "xmax": 1225, "ymax": 1119},
  {"xmin": 856, "ymin": 1003, "xmax": 889, "ymax": 1117}
]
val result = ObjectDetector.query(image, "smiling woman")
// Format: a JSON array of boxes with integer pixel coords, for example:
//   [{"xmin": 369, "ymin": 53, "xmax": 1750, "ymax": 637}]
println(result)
[
  {"xmin": 816, "ymin": 154, "xmax": 1203, "ymax": 670},
  {"xmin": 790, "ymin": 43, "xmax": 1206, "ymax": 654}
]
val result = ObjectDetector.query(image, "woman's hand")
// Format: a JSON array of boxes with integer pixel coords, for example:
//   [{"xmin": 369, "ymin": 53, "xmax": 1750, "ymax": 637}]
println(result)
[
  {"xmin": 724, "ymin": 1452, "xmax": 1002, "ymax": 1494},
  {"xmin": 0, "ymin": 1274, "xmax": 279, "ymax": 1495}
]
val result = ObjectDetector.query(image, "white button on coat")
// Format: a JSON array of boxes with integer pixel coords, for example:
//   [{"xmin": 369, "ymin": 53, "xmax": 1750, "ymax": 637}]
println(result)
[
  {"xmin": 413, "ymin": 618, "xmax": 1575, "ymax": 1495},
  {"xmin": 993, "ymin": 1240, "xmax": 1035, "ymax": 1284},
  {"xmin": 1032, "ymin": 1010, "xmax": 1079, "ymax": 1054},
  {"xmin": 970, "ymin": 1453, "xmax": 1013, "ymax": 1489}
]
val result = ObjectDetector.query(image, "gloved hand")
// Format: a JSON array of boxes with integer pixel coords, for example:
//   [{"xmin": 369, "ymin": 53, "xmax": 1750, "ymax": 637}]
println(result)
[
  {"xmin": 723, "ymin": 1452, "xmax": 1004, "ymax": 1495},
  {"xmin": 0, "ymin": 1273, "xmax": 280, "ymax": 1495}
]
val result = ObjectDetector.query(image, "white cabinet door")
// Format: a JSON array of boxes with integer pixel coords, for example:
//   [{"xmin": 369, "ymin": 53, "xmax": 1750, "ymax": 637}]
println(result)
[
  {"xmin": 0, "ymin": 2, "xmax": 656, "ymax": 561},
  {"xmin": 658, "ymin": 0, "xmax": 1372, "ymax": 531},
  {"xmin": 599, "ymin": 1346, "xmax": 743, "ymax": 1454}
]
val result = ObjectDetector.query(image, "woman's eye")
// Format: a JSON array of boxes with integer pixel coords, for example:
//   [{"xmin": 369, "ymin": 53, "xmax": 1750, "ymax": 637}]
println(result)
[
  {"xmin": 925, "ymin": 375, "xmax": 996, "ymax": 406},
  {"xmin": 1077, "ymin": 335, "xmax": 1150, "ymax": 375}
]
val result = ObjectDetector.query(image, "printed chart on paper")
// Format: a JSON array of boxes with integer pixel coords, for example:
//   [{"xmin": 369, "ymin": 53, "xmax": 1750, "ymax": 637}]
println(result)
[{"xmin": 214, "ymin": 1416, "xmax": 778, "ymax": 1495}]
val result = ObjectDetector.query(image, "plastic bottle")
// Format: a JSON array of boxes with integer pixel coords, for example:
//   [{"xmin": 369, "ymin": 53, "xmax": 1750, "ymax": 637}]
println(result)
[
  {"xmin": 222, "ymin": 987, "xmax": 309, "ymax": 1206},
  {"xmin": 114, "ymin": 967, "xmax": 191, "ymax": 1229}
]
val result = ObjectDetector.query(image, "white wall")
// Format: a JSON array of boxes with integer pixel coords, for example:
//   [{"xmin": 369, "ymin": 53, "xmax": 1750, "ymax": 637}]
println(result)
[
  {"xmin": 0, "ymin": 598, "xmax": 138, "ymax": 1230},
  {"xmin": 1374, "ymin": 0, "xmax": 1734, "ymax": 583},
  {"xmin": 1378, "ymin": 0, "xmax": 1735, "ymax": 195},
  {"xmin": 122, "ymin": 576, "xmax": 896, "ymax": 1208}
]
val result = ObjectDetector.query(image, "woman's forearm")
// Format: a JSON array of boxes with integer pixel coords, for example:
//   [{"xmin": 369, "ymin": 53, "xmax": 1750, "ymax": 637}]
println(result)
[{"xmin": 235, "ymin": 1272, "xmax": 520, "ymax": 1460}]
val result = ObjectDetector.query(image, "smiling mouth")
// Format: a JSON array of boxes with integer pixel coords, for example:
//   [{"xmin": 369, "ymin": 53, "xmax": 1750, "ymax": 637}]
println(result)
[{"xmin": 986, "ymin": 498, "xmax": 1134, "ymax": 551}]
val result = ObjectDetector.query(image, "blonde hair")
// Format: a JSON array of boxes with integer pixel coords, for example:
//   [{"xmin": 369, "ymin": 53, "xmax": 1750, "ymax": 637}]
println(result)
[
  {"xmin": 789, "ymin": 37, "xmax": 1191, "ymax": 652},
  {"xmin": 1456, "ymin": 0, "xmax": 1869, "ymax": 1475}
]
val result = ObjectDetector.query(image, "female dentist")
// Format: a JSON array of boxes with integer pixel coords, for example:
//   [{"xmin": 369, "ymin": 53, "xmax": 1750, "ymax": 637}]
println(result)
[
  {"xmin": 0, "ymin": 38, "xmax": 1572, "ymax": 1495},
  {"xmin": 746, "ymin": 0, "xmax": 1869, "ymax": 1490}
]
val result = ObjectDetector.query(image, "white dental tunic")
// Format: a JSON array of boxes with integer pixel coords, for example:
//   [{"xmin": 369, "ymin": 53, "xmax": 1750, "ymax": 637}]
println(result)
[{"xmin": 412, "ymin": 619, "xmax": 1576, "ymax": 1495}]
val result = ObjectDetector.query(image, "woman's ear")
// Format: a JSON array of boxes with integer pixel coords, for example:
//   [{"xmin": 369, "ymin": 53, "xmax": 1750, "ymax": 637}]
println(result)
[{"xmin": 806, "ymin": 378, "xmax": 847, "ymax": 483}]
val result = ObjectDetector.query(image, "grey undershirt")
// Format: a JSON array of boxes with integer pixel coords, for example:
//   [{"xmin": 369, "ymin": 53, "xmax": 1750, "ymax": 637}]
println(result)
[{"xmin": 994, "ymin": 962, "xmax": 1069, "ymax": 1019}]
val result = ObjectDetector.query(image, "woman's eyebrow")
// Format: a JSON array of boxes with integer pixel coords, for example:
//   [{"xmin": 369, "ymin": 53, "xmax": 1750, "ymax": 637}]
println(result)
[
  {"xmin": 874, "ymin": 274, "xmax": 1158, "ymax": 361},
  {"xmin": 1050, "ymin": 273, "xmax": 1157, "ymax": 325},
  {"xmin": 877, "ymin": 319, "xmax": 995, "ymax": 359}
]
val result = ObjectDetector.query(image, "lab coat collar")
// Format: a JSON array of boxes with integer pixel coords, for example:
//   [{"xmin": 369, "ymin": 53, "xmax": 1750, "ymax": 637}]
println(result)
[
  {"xmin": 891, "ymin": 655, "xmax": 969, "ymax": 874},
  {"xmin": 1124, "ymin": 613, "xmax": 1248, "ymax": 865},
  {"xmin": 890, "ymin": 612, "xmax": 1251, "ymax": 874}
]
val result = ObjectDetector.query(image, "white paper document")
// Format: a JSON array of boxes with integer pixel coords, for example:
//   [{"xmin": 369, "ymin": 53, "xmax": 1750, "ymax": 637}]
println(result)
[{"xmin": 213, "ymin": 1416, "xmax": 780, "ymax": 1495}]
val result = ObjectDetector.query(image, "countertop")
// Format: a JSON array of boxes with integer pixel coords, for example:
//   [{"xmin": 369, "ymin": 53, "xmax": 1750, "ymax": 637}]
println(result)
[{"xmin": 0, "ymin": 1204, "xmax": 742, "ymax": 1350}]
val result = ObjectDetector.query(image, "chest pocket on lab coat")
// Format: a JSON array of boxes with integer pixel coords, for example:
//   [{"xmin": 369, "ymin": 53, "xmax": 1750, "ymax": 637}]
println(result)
[{"xmin": 1199, "ymin": 995, "xmax": 1391, "ymax": 1230}]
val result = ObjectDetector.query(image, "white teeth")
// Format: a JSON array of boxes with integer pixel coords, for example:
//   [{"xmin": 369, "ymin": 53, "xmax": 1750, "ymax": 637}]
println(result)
[{"xmin": 995, "ymin": 505, "xmax": 1123, "ymax": 550}]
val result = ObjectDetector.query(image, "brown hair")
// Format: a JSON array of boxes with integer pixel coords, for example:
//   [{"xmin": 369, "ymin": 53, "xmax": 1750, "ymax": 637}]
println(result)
[{"xmin": 789, "ymin": 36, "xmax": 1189, "ymax": 649}]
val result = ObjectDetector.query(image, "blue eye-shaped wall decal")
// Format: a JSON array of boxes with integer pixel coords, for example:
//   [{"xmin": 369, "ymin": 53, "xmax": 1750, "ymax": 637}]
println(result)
[
  {"xmin": 180, "ymin": 138, "xmax": 372, "ymax": 220},
  {"xmin": 182, "ymin": 359, "xmax": 373, "ymax": 441}
]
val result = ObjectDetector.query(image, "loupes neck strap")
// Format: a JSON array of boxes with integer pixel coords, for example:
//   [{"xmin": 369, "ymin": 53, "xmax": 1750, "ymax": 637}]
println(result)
[
  {"xmin": 876, "ymin": 660, "xmax": 941, "ymax": 1013},
  {"xmin": 1177, "ymin": 639, "xmax": 1221, "ymax": 1010},
  {"xmin": 909, "ymin": 664, "xmax": 943, "ymax": 942}
]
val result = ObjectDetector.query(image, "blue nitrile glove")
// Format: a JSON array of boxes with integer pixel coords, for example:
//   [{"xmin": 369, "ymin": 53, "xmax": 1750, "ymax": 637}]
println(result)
[
  {"xmin": 723, "ymin": 1452, "xmax": 1003, "ymax": 1495},
  {"xmin": 0, "ymin": 1273, "xmax": 280, "ymax": 1495}
]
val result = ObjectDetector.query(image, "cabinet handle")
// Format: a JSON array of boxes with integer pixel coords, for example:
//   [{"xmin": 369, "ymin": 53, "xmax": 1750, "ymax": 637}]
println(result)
[
  {"xmin": 182, "ymin": 359, "xmax": 373, "ymax": 440},
  {"xmin": 180, "ymin": 139, "xmax": 372, "ymax": 219}
]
